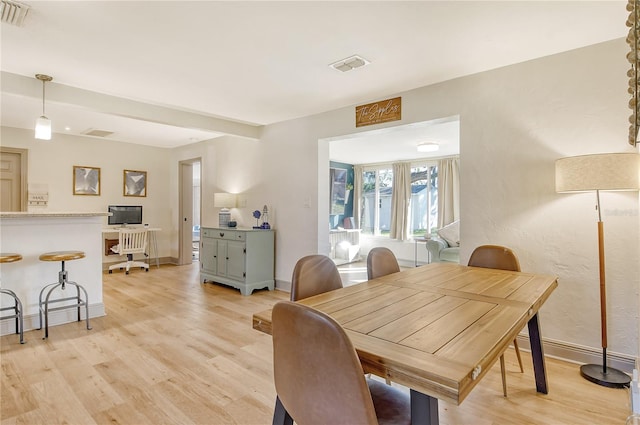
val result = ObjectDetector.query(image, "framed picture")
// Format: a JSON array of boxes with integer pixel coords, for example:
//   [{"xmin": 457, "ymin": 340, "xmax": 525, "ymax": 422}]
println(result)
[
  {"xmin": 124, "ymin": 169, "xmax": 147, "ymax": 197},
  {"xmin": 73, "ymin": 166, "xmax": 101, "ymax": 195}
]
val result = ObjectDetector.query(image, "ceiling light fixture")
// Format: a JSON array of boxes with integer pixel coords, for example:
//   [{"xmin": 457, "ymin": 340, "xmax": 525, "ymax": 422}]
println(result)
[
  {"xmin": 329, "ymin": 55, "xmax": 370, "ymax": 73},
  {"xmin": 417, "ymin": 142, "xmax": 439, "ymax": 153},
  {"xmin": 34, "ymin": 74, "xmax": 53, "ymax": 140}
]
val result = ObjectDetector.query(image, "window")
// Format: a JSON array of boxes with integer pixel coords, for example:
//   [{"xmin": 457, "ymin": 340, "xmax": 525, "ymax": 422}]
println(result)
[
  {"xmin": 409, "ymin": 164, "xmax": 438, "ymax": 238},
  {"xmin": 360, "ymin": 167, "xmax": 393, "ymax": 236},
  {"xmin": 359, "ymin": 163, "xmax": 438, "ymax": 238}
]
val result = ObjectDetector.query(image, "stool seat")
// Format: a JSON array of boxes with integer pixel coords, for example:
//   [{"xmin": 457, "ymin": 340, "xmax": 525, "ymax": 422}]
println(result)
[
  {"xmin": 0, "ymin": 253, "xmax": 23, "ymax": 263},
  {"xmin": 39, "ymin": 251, "xmax": 85, "ymax": 262}
]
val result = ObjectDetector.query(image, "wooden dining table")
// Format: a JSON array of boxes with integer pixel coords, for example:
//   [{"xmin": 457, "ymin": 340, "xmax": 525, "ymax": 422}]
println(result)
[{"xmin": 253, "ymin": 262, "xmax": 558, "ymax": 425}]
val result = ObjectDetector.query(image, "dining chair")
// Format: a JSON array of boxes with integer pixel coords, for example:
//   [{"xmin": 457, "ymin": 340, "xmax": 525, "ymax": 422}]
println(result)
[
  {"xmin": 468, "ymin": 244, "xmax": 525, "ymax": 397},
  {"xmin": 367, "ymin": 247, "xmax": 400, "ymax": 280},
  {"xmin": 271, "ymin": 300, "xmax": 410, "ymax": 425},
  {"xmin": 290, "ymin": 255, "xmax": 343, "ymax": 301}
]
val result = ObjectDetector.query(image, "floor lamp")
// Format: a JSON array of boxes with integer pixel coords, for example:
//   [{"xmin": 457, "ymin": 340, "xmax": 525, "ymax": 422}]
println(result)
[{"xmin": 555, "ymin": 152, "xmax": 640, "ymax": 388}]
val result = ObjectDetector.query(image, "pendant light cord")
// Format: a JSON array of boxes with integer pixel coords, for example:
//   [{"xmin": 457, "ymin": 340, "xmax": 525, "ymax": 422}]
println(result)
[
  {"xmin": 35, "ymin": 74, "xmax": 52, "ymax": 117},
  {"xmin": 41, "ymin": 78, "xmax": 46, "ymax": 116}
]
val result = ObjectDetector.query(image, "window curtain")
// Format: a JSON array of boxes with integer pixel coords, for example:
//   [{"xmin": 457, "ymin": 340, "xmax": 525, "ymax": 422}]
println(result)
[
  {"xmin": 353, "ymin": 165, "xmax": 363, "ymax": 228},
  {"xmin": 390, "ymin": 162, "xmax": 411, "ymax": 241},
  {"xmin": 437, "ymin": 157, "xmax": 460, "ymax": 228},
  {"xmin": 329, "ymin": 168, "xmax": 336, "ymax": 214}
]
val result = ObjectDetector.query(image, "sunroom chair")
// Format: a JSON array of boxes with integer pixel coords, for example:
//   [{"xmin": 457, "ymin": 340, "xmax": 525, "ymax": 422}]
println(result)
[
  {"xmin": 109, "ymin": 228, "xmax": 149, "ymax": 274},
  {"xmin": 271, "ymin": 300, "xmax": 410, "ymax": 425},
  {"xmin": 468, "ymin": 244, "xmax": 525, "ymax": 397},
  {"xmin": 290, "ymin": 255, "xmax": 343, "ymax": 301}
]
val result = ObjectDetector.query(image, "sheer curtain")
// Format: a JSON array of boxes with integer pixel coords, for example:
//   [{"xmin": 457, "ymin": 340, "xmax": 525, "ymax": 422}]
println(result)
[
  {"xmin": 390, "ymin": 162, "xmax": 411, "ymax": 240},
  {"xmin": 353, "ymin": 165, "xmax": 363, "ymax": 228},
  {"xmin": 437, "ymin": 157, "xmax": 460, "ymax": 228}
]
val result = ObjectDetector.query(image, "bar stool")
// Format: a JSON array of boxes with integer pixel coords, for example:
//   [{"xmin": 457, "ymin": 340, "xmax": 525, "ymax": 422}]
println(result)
[
  {"xmin": 38, "ymin": 251, "xmax": 91, "ymax": 339},
  {"xmin": 0, "ymin": 253, "xmax": 25, "ymax": 344}
]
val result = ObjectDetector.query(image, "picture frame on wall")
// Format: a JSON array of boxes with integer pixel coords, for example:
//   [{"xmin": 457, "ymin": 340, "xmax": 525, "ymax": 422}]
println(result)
[
  {"xmin": 124, "ymin": 169, "xmax": 147, "ymax": 197},
  {"xmin": 73, "ymin": 165, "xmax": 101, "ymax": 195}
]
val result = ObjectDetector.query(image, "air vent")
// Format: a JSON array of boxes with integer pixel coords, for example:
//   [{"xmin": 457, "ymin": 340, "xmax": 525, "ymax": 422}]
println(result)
[
  {"xmin": 1, "ymin": 0, "xmax": 30, "ymax": 27},
  {"xmin": 329, "ymin": 55, "xmax": 370, "ymax": 73},
  {"xmin": 82, "ymin": 129, "xmax": 114, "ymax": 138}
]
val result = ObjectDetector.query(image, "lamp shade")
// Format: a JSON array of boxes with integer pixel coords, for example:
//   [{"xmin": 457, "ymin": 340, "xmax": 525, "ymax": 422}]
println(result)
[
  {"xmin": 35, "ymin": 116, "xmax": 51, "ymax": 140},
  {"xmin": 555, "ymin": 153, "xmax": 640, "ymax": 193},
  {"xmin": 213, "ymin": 192, "xmax": 237, "ymax": 209}
]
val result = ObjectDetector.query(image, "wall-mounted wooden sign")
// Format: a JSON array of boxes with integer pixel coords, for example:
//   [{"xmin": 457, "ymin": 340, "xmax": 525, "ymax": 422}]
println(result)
[{"xmin": 355, "ymin": 96, "xmax": 401, "ymax": 127}]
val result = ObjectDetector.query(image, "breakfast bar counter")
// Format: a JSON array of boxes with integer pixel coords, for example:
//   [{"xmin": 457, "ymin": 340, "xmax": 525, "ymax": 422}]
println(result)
[{"xmin": 0, "ymin": 212, "xmax": 108, "ymax": 336}]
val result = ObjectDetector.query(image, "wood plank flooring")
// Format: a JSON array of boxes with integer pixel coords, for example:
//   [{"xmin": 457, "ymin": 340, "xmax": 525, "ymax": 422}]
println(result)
[{"xmin": 1, "ymin": 263, "xmax": 631, "ymax": 424}]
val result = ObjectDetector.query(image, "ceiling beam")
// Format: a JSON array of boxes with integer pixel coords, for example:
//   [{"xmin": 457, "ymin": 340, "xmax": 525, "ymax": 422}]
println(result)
[{"xmin": 1, "ymin": 71, "xmax": 261, "ymax": 140}]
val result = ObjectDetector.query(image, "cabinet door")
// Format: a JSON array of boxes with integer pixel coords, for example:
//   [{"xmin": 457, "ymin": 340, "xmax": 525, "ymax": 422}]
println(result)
[
  {"xmin": 226, "ymin": 241, "xmax": 246, "ymax": 281},
  {"xmin": 201, "ymin": 237, "xmax": 217, "ymax": 274},
  {"xmin": 216, "ymin": 240, "xmax": 228, "ymax": 276}
]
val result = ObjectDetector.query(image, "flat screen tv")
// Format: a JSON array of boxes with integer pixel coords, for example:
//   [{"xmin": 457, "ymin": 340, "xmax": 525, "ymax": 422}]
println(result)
[{"xmin": 108, "ymin": 205, "xmax": 143, "ymax": 226}]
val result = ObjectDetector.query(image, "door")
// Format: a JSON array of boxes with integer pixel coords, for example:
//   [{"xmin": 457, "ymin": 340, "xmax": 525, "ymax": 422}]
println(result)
[
  {"xmin": 226, "ymin": 241, "xmax": 246, "ymax": 281},
  {"xmin": 200, "ymin": 234, "xmax": 217, "ymax": 275},
  {"xmin": 216, "ymin": 240, "xmax": 228, "ymax": 276},
  {"xmin": 178, "ymin": 160, "xmax": 197, "ymax": 265},
  {"xmin": 0, "ymin": 148, "xmax": 27, "ymax": 211}
]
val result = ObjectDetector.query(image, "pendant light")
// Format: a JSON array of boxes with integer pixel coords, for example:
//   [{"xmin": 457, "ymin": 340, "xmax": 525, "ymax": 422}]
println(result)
[{"xmin": 34, "ymin": 74, "xmax": 53, "ymax": 140}]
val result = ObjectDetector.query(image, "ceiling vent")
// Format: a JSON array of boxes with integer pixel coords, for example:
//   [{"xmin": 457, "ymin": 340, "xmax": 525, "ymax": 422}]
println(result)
[
  {"xmin": 82, "ymin": 129, "xmax": 114, "ymax": 138},
  {"xmin": 329, "ymin": 55, "xmax": 370, "ymax": 73},
  {"xmin": 1, "ymin": 0, "xmax": 30, "ymax": 27}
]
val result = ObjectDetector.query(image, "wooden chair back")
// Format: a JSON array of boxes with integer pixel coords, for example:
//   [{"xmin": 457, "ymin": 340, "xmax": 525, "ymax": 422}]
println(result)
[{"xmin": 117, "ymin": 228, "xmax": 148, "ymax": 256}]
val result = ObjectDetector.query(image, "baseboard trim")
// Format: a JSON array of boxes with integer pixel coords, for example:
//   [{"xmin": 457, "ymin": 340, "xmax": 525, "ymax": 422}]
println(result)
[
  {"xmin": 0, "ymin": 302, "xmax": 106, "ymax": 337},
  {"xmin": 516, "ymin": 334, "xmax": 636, "ymax": 374},
  {"xmin": 275, "ymin": 279, "xmax": 290, "ymax": 293}
]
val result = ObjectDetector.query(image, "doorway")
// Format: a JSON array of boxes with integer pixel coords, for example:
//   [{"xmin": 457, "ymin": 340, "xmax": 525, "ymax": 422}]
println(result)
[
  {"xmin": 178, "ymin": 158, "xmax": 201, "ymax": 265},
  {"xmin": 0, "ymin": 147, "xmax": 28, "ymax": 211},
  {"xmin": 320, "ymin": 116, "xmax": 460, "ymax": 262}
]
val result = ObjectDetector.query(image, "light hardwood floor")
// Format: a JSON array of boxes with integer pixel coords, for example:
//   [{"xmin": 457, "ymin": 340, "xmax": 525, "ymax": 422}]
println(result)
[{"xmin": 1, "ymin": 263, "xmax": 631, "ymax": 424}]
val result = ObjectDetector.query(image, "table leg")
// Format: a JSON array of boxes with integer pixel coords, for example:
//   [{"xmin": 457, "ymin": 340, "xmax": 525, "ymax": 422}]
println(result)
[
  {"xmin": 272, "ymin": 396, "xmax": 293, "ymax": 425},
  {"xmin": 410, "ymin": 389, "xmax": 439, "ymax": 425},
  {"xmin": 527, "ymin": 312, "xmax": 549, "ymax": 394}
]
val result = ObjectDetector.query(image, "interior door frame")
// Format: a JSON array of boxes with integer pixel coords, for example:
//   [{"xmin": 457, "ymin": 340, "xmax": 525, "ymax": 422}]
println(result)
[
  {"xmin": 178, "ymin": 157, "xmax": 201, "ymax": 265},
  {"xmin": 0, "ymin": 147, "xmax": 28, "ymax": 211}
]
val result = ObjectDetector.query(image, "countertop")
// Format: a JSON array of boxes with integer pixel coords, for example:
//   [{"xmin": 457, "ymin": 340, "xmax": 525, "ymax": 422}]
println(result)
[{"xmin": 0, "ymin": 212, "xmax": 109, "ymax": 218}]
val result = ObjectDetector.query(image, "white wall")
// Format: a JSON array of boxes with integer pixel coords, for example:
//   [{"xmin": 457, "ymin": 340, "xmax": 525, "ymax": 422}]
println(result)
[
  {"xmin": 2, "ymin": 38, "xmax": 637, "ymax": 362},
  {"xmin": 238, "ymin": 38, "xmax": 639, "ymax": 360},
  {"xmin": 0, "ymin": 127, "xmax": 174, "ymax": 262}
]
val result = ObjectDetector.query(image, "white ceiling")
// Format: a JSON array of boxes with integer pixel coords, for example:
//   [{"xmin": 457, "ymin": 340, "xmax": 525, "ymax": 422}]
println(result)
[
  {"xmin": 0, "ymin": 1, "xmax": 628, "ymax": 159},
  {"xmin": 328, "ymin": 116, "xmax": 461, "ymax": 164}
]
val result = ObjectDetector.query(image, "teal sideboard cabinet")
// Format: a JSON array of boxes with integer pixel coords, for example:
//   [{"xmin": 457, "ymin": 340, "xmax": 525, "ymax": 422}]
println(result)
[{"xmin": 200, "ymin": 227, "xmax": 275, "ymax": 296}]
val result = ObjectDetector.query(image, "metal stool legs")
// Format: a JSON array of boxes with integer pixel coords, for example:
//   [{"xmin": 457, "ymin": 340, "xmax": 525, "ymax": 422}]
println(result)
[
  {"xmin": 38, "ymin": 260, "xmax": 91, "ymax": 339},
  {"xmin": 0, "ymin": 288, "xmax": 25, "ymax": 344}
]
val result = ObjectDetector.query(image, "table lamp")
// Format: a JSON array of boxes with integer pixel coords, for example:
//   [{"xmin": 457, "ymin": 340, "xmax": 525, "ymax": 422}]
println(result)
[
  {"xmin": 555, "ymin": 152, "xmax": 640, "ymax": 388},
  {"xmin": 214, "ymin": 192, "xmax": 236, "ymax": 227}
]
